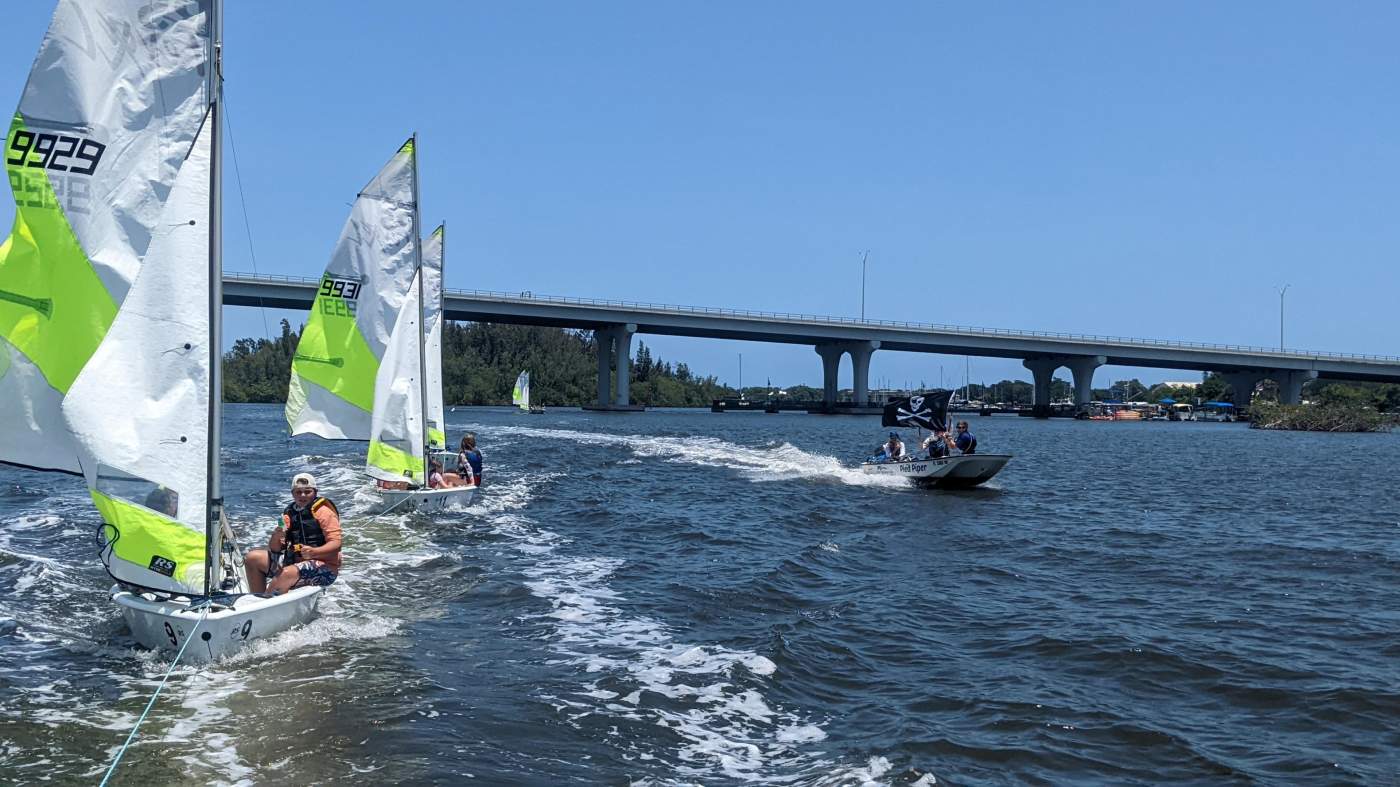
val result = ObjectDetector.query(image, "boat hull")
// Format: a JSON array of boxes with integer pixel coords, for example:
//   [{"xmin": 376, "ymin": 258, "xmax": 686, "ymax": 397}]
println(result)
[
  {"xmin": 379, "ymin": 485, "xmax": 476, "ymax": 513},
  {"xmin": 112, "ymin": 585, "xmax": 323, "ymax": 663},
  {"xmin": 861, "ymin": 454, "xmax": 1011, "ymax": 489}
]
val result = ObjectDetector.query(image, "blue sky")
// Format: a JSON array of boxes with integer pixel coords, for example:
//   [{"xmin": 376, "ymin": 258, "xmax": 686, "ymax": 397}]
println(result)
[{"xmin": 4, "ymin": 2, "xmax": 1398, "ymax": 392}]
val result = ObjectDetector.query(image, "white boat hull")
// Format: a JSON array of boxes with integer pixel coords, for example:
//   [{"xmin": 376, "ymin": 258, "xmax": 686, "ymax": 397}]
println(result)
[
  {"xmin": 112, "ymin": 585, "xmax": 323, "ymax": 663},
  {"xmin": 379, "ymin": 484, "xmax": 476, "ymax": 513},
  {"xmin": 861, "ymin": 453, "xmax": 1011, "ymax": 488}
]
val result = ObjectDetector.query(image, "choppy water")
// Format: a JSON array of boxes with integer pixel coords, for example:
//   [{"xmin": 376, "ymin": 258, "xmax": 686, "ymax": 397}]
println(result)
[{"xmin": 1, "ymin": 405, "xmax": 1398, "ymax": 785}]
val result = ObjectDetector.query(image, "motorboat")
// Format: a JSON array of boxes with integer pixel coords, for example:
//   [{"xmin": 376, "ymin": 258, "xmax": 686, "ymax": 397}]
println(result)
[
  {"xmin": 861, "ymin": 453, "xmax": 1011, "ymax": 488},
  {"xmin": 863, "ymin": 391, "xmax": 1011, "ymax": 489}
]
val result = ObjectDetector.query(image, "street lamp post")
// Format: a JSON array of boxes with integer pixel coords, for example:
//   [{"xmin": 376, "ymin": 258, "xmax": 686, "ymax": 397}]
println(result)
[
  {"xmin": 860, "ymin": 250, "xmax": 869, "ymax": 321},
  {"xmin": 1278, "ymin": 284, "xmax": 1290, "ymax": 351}
]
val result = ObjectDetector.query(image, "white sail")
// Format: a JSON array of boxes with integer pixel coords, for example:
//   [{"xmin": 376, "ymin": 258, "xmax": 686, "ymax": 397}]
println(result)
[
  {"xmin": 287, "ymin": 139, "xmax": 419, "ymax": 440},
  {"xmin": 513, "ymin": 371, "xmax": 530, "ymax": 411},
  {"xmin": 65, "ymin": 114, "xmax": 213, "ymax": 594},
  {"xmin": 1, "ymin": 0, "xmax": 213, "ymax": 474},
  {"xmin": 367, "ymin": 270, "xmax": 426, "ymax": 484},
  {"xmin": 422, "ymin": 224, "xmax": 446, "ymax": 450}
]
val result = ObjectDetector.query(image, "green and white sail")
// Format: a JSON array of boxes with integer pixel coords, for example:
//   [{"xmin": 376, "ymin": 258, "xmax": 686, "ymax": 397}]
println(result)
[
  {"xmin": 368, "ymin": 268, "xmax": 427, "ymax": 483},
  {"xmin": 69, "ymin": 112, "xmax": 216, "ymax": 594},
  {"xmin": 1, "ymin": 0, "xmax": 213, "ymax": 476},
  {"xmin": 0, "ymin": 0, "xmax": 220, "ymax": 594},
  {"xmin": 513, "ymin": 371, "xmax": 530, "ymax": 411},
  {"xmin": 422, "ymin": 224, "xmax": 446, "ymax": 450},
  {"xmin": 287, "ymin": 139, "xmax": 419, "ymax": 440}
]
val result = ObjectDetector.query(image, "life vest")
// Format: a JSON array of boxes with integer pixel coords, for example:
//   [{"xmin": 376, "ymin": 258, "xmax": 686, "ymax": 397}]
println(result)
[{"xmin": 282, "ymin": 497, "xmax": 338, "ymax": 561}]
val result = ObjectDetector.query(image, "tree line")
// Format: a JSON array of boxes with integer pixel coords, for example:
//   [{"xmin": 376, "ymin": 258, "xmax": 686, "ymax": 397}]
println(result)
[
  {"xmin": 222, "ymin": 320, "xmax": 734, "ymax": 407},
  {"xmin": 224, "ymin": 324, "xmax": 1400, "ymax": 412}
]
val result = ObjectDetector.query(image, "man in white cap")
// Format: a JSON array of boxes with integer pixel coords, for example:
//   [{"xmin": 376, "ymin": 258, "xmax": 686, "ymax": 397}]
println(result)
[{"xmin": 243, "ymin": 472, "xmax": 342, "ymax": 594}]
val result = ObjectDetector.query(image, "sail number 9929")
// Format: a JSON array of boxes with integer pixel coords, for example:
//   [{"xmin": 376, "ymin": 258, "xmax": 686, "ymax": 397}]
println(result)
[{"xmin": 7, "ymin": 130, "xmax": 106, "ymax": 175}]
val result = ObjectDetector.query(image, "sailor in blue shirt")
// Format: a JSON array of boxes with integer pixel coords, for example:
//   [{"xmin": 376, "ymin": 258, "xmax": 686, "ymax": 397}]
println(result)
[{"xmin": 954, "ymin": 421, "xmax": 977, "ymax": 454}]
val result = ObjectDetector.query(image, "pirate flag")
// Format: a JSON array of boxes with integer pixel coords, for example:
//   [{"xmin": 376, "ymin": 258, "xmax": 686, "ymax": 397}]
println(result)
[{"xmin": 882, "ymin": 390, "xmax": 953, "ymax": 432}]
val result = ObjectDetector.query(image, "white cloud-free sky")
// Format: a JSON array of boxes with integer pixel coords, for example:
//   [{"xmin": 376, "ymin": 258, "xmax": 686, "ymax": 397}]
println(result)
[{"xmin": 3, "ymin": 2, "xmax": 1397, "ymax": 391}]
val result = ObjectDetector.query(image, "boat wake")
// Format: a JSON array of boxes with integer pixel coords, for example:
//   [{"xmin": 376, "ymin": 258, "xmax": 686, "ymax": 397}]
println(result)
[{"xmin": 474, "ymin": 424, "xmax": 907, "ymax": 488}]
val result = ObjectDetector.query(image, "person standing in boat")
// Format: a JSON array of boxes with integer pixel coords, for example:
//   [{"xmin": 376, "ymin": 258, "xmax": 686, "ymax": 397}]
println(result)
[
  {"xmin": 244, "ymin": 473, "xmax": 342, "ymax": 594},
  {"xmin": 922, "ymin": 431, "xmax": 953, "ymax": 459},
  {"xmin": 877, "ymin": 432, "xmax": 906, "ymax": 462},
  {"xmin": 954, "ymin": 421, "xmax": 977, "ymax": 455},
  {"xmin": 458, "ymin": 433, "xmax": 483, "ymax": 485}
]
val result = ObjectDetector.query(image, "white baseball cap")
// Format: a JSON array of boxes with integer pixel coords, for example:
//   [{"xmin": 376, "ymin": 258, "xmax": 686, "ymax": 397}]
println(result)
[{"xmin": 291, "ymin": 472, "xmax": 316, "ymax": 489}]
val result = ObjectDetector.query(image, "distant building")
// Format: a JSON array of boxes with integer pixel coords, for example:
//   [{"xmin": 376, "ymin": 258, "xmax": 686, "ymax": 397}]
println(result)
[{"xmin": 1161, "ymin": 380, "xmax": 1201, "ymax": 389}]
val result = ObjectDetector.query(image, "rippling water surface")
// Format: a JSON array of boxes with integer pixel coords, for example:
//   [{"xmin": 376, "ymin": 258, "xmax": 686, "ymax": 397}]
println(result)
[{"xmin": 2, "ymin": 405, "xmax": 1398, "ymax": 785}]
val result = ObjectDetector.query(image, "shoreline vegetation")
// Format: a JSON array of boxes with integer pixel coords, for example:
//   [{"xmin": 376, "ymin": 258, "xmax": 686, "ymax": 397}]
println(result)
[
  {"xmin": 223, "ymin": 320, "xmax": 738, "ymax": 408},
  {"xmin": 224, "ymin": 321, "xmax": 1400, "ymax": 420},
  {"xmin": 1247, "ymin": 402, "xmax": 1391, "ymax": 433}
]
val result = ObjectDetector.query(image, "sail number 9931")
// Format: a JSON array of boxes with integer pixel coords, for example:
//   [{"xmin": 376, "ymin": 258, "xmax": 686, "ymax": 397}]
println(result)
[
  {"xmin": 319, "ymin": 276, "xmax": 360, "ymax": 318},
  {"xmin": 7, "ymin": 130, "xmax": 106, "ymax": 175}
]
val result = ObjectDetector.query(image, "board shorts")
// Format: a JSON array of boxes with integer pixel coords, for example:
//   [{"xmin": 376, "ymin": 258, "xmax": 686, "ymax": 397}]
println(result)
[{"xmin": 291, "ymin": 560, "xmax": 338, "ymax": 588}]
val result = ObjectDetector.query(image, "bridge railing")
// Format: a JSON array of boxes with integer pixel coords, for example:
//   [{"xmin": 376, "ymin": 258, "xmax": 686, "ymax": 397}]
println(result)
[{"xmin": 224, "ymin": 272, "xmax": 1400, "ymax": 364}]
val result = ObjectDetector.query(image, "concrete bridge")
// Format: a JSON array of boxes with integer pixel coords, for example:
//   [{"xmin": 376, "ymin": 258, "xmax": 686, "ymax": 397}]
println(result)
[{"xmin": 223, "ymin": 273, "xmax": 1400, "ymax": 413}]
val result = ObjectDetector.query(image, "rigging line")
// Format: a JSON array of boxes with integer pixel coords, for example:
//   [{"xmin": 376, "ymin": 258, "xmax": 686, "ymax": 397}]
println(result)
[
  {"xmin": 222, "ymin": 96, "xmax": 272, "ymax": 343},
  {"xmin": 98, "ymin": 605, "xmax": 210, "ymax": 787}
]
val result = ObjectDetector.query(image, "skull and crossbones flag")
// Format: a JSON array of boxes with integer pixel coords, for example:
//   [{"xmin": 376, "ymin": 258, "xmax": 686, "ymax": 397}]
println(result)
[{"xmin": 881, "ymin": 390, "xmax": 953, "ymax": 432}]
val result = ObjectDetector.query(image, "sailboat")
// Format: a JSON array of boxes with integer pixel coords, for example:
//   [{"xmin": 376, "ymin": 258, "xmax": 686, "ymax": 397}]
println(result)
[
  {"xmin": 513, "ymin": 370, "xmax": 545, "ymax": 414},
  {"xmin": 285, "ymin": 140, "xmax": 473, "ymax": 513},
  {"xmin": 0, "ymin": 0, "xmax": 319, "ymax": 661},
  {"xmin": 860, "ymin": 391, "xmax": 1012, "ymax": 488}
]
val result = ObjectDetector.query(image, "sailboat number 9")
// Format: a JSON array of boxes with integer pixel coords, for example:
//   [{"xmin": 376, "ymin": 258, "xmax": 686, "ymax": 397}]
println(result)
[{"xmin": 7, "ymin": 130, "xmax": 107, "ymax": 176}]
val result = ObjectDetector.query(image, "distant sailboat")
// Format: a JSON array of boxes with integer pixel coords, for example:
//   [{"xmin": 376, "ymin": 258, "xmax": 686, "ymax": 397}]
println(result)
[
  {"xmin": 286, "ymin": 140, "xmax": 473, "ymax": 512},
  {"xmin": 513, "ymin": 370, "xmax": 545, "ymax": 414},
  {"xmin": 0, "ymin": 0, "xmax": 319, "ymax": 660}
]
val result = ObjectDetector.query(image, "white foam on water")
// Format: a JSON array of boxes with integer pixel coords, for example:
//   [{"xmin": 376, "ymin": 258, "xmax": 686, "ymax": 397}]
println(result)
[
  {"xmin": 466, "ymin": 423, "xmax": 907, "ymax": 488},
  {"xmin": 506, "ymin": 532, "xmax": 836, "ymax": 783}
]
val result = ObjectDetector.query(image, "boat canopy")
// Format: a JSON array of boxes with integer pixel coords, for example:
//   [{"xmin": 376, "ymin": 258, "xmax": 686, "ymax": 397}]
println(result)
[
  {"xmin": 1159, "ymin": 398, "xmax": 1176, "ymax": 404},
  {"xmin": 1203, "ymin": 401, "xmax": 1235, "ymax": 408}
]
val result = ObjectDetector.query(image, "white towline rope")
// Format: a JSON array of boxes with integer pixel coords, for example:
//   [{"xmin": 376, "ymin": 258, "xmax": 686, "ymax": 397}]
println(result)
[{"xmin": 99, "ymin": 606, "xmax": 210, "ymax": 786}]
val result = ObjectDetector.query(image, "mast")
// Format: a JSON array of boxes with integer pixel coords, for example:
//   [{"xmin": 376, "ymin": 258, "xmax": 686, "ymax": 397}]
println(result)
[
  {"xmin": 205, "ymin": 0, "xmax": 225, "ymax": 598},
  {"xmin": 410, "ymin": 133, "xmax": 429, "ymax": 475}
]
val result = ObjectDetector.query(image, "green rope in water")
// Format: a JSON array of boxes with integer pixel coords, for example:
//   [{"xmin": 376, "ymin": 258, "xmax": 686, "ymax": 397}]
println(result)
[{"xmin": 99, "ymin": 606, "xmax": 210, "ymax": 787}]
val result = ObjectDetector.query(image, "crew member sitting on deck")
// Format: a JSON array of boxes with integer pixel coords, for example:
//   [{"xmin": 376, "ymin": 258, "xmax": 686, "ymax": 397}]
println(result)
[
  {"xmin": 954, "ymin": 421, "xmax": 977, "ymax": 455},
  {"xmin": 427, "ymin": 459, "xmax": 471, "ymax": 489},
  {"xmin": 877, "ymin": 432, "xmax": 906, "ymax": 462},
  {"xmin": 458, "ymin": 434, "xmax": 483, "ymax": 485},
  {"xmin": 428, "ymin": 458, "xmax": 469, "ymax": 488},
  {"xmin": 244, "ymin": 472, "xmax": 341, "ymax": 594}
]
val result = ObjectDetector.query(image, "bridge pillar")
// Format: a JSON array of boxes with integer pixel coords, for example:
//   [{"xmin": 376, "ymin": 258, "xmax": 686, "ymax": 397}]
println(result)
[
  {"xmin": 614, "ymin": 324, "xmax": 637, "ymax": 406},
  {"xmin": 1022, "ymin": 358, "xmax": 1059, "ymax": 417},
  {"xmin": 1064, "ymin": 355, "xmax": 1106, "ymax": 410},
  {"xmin": 848, "ymin": 341, "xmax": 880, "ymax": 406},
  {"xmin": 594, "ymin": 327, "xmax": 615, "ymax": 407},
  {"xmin": 1023, "ymin": 355, "xmax": 1104, "ymax": 417},
  {"xmin": 815, "ymin": 344, "xmax": 844, "ymax": 410},
  {"xmin": 1274, "ymin": 369, "xmax": 1318, "ymax": 405},
  {"xmin": 1222, "ymin": 371, "xmax": 1266, "ymax": 409}
]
